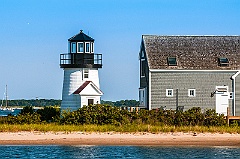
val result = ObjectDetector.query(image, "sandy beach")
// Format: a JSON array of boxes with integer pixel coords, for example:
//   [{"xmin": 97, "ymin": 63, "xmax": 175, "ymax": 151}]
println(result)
[{"xmin": 0, "ymin": 132, "xmax": 239, "ymax": 146}]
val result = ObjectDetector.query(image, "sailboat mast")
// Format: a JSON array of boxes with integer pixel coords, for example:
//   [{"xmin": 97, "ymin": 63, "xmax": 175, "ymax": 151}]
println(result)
[{"xmin": 5, "ymin": 85, "xmax": 7, "ymax": 108}]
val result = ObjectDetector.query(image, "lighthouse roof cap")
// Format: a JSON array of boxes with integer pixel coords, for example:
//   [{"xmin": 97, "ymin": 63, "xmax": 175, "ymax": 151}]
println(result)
[{"xmin": 68, "ymin": 30, "xmax": 94, "ymax": 42}]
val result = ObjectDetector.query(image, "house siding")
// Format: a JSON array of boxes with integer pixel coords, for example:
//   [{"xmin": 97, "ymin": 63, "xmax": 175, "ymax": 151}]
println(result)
[
  {"xmin": 150, "ymin": 71, "xmax": 236, "ymax": 114},
  {"xmin": 139, "ymin": 66, "xmax": 149, "ymax": 109},
  {"xmin": 235, "ymin": 75, "xmax": 240, "ymax": 116}
]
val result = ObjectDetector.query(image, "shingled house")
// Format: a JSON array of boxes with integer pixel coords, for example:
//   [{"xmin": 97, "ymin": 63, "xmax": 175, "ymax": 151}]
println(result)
[{"xmin": 139, "ymin": 35, "xmax": 240, "ymax": 116}]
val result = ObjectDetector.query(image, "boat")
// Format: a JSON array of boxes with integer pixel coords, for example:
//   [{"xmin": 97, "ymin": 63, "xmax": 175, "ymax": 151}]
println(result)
[{"xmin": 0, "ymin": 85, "xmax": 14, "ymax": 113}]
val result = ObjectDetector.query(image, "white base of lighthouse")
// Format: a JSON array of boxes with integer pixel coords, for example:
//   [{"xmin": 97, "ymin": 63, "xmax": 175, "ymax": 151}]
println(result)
[{"xmin": 61, "ymin": 68, "xmax": 103, "ymax": 111}]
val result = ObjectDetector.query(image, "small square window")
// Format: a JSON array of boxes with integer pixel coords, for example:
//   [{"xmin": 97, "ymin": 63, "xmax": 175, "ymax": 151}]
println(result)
[
  {"xmin": 218, "ymin": 57, "xmax": 229, "ymax": 67},
  {"xmin": 188, "ymin": 89, "xmax": 196, "ymax": 97},
  {"xmin": 167, "ymin": 57, "xmax": 177, "ymax": 66},
  {"xmin": 166, "ymin": 89, "xmax": 173, "ymax": 97}
]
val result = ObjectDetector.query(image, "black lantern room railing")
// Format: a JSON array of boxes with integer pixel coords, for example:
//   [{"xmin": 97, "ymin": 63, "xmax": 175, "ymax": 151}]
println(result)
[{"xmin": 60, "ymin": 53, "xmax": 102, "ymax": 68}]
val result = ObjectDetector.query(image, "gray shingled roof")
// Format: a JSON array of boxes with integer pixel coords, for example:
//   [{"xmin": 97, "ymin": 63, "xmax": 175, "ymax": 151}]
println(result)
[{"xmin": 142, "ymin": 35, "xmax": 240, "ymax": 70}]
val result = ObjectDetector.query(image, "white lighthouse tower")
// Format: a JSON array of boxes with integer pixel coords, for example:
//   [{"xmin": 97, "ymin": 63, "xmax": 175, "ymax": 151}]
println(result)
[{"xmin": 60, "ymin": 30, "xmax": 103, "ymax": 111}]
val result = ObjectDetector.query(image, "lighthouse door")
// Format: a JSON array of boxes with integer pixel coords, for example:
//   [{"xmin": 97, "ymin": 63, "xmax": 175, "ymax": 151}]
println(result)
[
  {"xmin": 215, "ymin": 86, "xmax": 229, "ymax": 116},
  {"xmin": 88, "ymin": 99, "xmax": 94, "ymax": 105}
]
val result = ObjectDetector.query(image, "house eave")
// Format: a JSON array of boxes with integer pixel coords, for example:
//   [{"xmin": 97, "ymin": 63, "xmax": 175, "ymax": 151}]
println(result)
[{"xmin": 149, "ymin": 69, "xmax": 240, "ymax": 73}]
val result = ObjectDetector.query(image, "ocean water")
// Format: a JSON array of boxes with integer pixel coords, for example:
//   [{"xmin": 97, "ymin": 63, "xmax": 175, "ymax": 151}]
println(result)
[
  {"xmin": 0, "ymin": 146, "xmax": 239, "ymax": 159},
  {"xmin": 0, "ymin": 109, "xmax": 21, "ymax": 116}
]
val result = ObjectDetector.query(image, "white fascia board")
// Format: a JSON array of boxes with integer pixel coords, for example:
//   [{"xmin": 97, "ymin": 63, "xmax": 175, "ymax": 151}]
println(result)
[
  {"xmin": 231, "ymin": 71, "xmax": 240, "ymax": 79},
  {"xmin": 149, "ymin": 69, "xmax": 240, "ymax": 73},
  {"xmin": 79, "ymin": 94, "xmax": 102, "ymax": 96},
  {"xmin": 148, "ymin": 71, "xmax": 151, "ymax": 110}
]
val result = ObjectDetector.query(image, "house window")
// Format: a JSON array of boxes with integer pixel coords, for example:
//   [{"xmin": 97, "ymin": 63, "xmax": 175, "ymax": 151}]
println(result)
[
  {"xmin": 166, "ymin": 89, "xmax": 173, "ymax": 97},
  {"xmin": 141, "ymin": 50, "xmax": 145, "ymax": 58},
  {"xmin": 167, "ymin": 57, "xmax": 177, "ymax": 66},
  {"xmin": 188, "ymin": 89, "xmax": 196, "ymax": 97},
  {"xmin": 84, "ymin": 69, "xmax": 89, "ymax": 78},
  {"xmin": 139, "ymin": 88, "xmax": 146, "ymax": 106},
  {"xmin": 218, "ymin": 57, "xmax": 229, "ymax": 67},
  {"xmin": 141, "ymin": 59, "xmax": 145, "ymax": 77},
  {"xmin": 71, "ymin": 42, "xmax": 76, "ymax": 53},
  {"xmin": 77, "ymin": 42, "xmax": 84, "ymax": 53},
  {"xmin": 85, "ymin": 42, "xmax": 90, "ymax": 53}
]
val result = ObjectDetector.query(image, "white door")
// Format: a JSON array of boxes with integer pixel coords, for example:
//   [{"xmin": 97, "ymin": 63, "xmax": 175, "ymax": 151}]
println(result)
[{"xmin": 215, "ymin": 86, "xmax": 229, "ymax": 116}]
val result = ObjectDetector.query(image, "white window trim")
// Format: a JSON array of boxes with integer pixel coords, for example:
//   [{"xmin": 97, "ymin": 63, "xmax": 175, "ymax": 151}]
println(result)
[
  {"xmin": 188, "ymin": 89, "xmax": 196, "ymax": 97},
  {"xmin": 166, "ymin": 89, "xmax": 173, "ymax": 97},
  {"xmin": 77, "ymin": 42, "xmax": 84, "ymax": 53},
  {"xmin": 85, "ymin": 42, "xmax": 90, "ymax": 53}
]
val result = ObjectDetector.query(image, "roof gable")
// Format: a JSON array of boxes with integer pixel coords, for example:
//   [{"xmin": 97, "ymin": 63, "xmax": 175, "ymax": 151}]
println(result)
[
  {"xmin": 142, "ymin": 35, "xmax": 240, "ymax": 70},
  {"xmin": 73, "ymin": 81, "xmax": 103, "ymax": 96}
]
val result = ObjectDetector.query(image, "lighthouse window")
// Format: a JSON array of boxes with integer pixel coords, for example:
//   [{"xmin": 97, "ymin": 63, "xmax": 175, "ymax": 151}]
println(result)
[
  {"xmin": 77, "ymin": 42, "xmax": 84, "ymax": 53},
  {"xmin": 71, "ymin": 42, "xmax": 76, "ymax": 53},
  {"xmin": 84, "ymin": 69, "xmax": 89, "ymax": 78},
  {"xmin": 85, "ymin": 42, "xmax": 90, "ymax": 53},
  {"xmin": 91, "ymin": 42, "xmax": 94, "ymax": 53}
]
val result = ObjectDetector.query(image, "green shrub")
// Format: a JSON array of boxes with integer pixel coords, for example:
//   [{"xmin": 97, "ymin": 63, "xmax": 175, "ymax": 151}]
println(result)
[
  {"xmin": 37, "ymin": 106, "xmax": 60, "ymax": 122},
  {"xmin": 6, "ymin": 113, "xmax": 41, "ymax": 124},
  {"xmin": 4, "ymin": 105, "xmax": 228, "ymax": 127}
]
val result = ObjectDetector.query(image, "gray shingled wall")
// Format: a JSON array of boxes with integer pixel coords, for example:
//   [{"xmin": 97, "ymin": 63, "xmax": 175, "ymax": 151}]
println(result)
[
  {"xmin": 151, "ymin": 71, "xmax": 236, "ymax": 114},
  {"xmin": 235, "ymin": 75, "xmax": 240, "ymax": 116}
]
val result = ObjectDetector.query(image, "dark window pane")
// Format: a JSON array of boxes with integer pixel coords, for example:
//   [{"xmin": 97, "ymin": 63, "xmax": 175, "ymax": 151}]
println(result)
[
  {"xmin": 168, "ymin": 57, "xmax": 177, "ymax": 66},
  {"xmin": 218, "ymin": 57, "xmax": 229, "ymax": 66}
]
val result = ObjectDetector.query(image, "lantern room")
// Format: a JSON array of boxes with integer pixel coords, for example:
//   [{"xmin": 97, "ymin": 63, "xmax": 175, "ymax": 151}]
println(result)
[
  {"xmin": 60, "ymin": 30, "xmax": 102, "ymax": 68},
  {"xmin": 68, "ymin": 30, "xmax": 94, "ymax": 54}
]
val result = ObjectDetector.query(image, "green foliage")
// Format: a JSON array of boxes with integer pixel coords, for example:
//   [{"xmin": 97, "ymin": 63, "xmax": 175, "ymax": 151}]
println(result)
[
  {"xmin": 37, "ymin": 106, "xmax": 60, "ymax": 122},
  {"xmin": 5, "ymin": 106, "xmax": 60, "ymax": 124},
  {"xmin": 101, "ymin": 100, "xmax": 139, "ymax": 107},
  {"xmin": 204, "ymin": 109, "xmax": 226, "ymax": 126},
  {"xmin": 60, "ymin": 105, "xmax": 228, "ymax": 127},
  {"xmin": 6, "ymin": 113, "xmax": 41, "ymax": 124},
  {"xmin": 184, "ymin": 107, "xmax": 205, "ymax": 126},
  {"xmin": 0, "ymin": 124, "xmax": 239, "ymax": 133},
  {"xmin": 60, "ymin": 105, "xmax": 130, "ymax": 125},
  {"xmin": 230, "ymin": 120, "xmax": 239, "ymax": 127},
  {"xmin": 3, "ymin": 105, "xmax": 229, "ymax": 128},
  {"xmin": 6, "ymin": 99, "xmax": 61, "ymax": 107},
  {"xmin": 20, "ymin": 106, "xmax": 34, "ymax": 115}
]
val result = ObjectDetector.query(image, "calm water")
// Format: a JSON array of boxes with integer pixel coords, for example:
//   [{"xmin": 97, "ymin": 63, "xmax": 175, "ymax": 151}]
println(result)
[
  {"xmin": 0, "ymin": 109, "xmax": 21, "ymax": 116},
  {"xmin": 0, "ymin": 146, "xmax": 239, "ymax": 159}
]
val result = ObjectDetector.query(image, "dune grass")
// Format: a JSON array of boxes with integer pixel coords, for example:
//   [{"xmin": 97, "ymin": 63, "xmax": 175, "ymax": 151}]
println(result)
[{"xmin": 0, "ymin": 124, "xmax": 239, "ymax": 134}]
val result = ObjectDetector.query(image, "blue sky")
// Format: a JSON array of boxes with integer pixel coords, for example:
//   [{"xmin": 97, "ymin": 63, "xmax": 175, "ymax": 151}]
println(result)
[{"xmin": 0, "ymin": 0, "xmax": 240, "ymax": 101}]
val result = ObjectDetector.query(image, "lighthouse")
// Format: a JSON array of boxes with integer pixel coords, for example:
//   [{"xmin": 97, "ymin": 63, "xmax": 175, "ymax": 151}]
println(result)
[{"xmin": 60, "ymin": 30, "xmax": 103, "ymax": 111}]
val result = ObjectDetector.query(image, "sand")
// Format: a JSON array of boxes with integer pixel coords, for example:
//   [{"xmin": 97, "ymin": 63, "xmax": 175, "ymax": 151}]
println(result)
[{"xmin": 0, "ymin": 132, "xmax": 240, "ymax": 146}]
